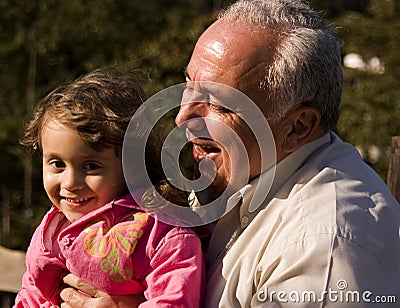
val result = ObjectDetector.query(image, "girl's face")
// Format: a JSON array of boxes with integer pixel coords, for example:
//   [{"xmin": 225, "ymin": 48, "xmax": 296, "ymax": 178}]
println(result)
[{"xmin": 41, "ymin": 119, "xmax": 126, "ymax": 223}]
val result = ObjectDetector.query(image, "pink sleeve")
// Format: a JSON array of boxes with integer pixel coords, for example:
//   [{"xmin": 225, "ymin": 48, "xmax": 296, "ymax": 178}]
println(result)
[
  {"xmin": 14, "ymin": 271, "xmax": 55, "ymax": 308},
  {"xmin": 140, "ymin": 229, "xmax": 206, "ymax": 308},
  {"xmin": 14, "ymin": 211, "xmax": 63, "ymax": 307}
]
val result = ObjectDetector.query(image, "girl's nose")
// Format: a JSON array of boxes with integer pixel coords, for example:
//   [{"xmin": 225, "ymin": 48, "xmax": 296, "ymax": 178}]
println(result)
[{"xmin": 61, "ymin": 168, "xmax": 85, "ymax": 192}]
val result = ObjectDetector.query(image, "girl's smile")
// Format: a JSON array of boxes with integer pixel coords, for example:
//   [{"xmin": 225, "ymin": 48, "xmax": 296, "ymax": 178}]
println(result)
[{"xmin": 41, "ymin": 119, "xmax": 126, "ymax": 223}]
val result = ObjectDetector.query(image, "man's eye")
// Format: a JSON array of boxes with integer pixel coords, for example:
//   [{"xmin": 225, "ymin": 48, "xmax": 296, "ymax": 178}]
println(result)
[
  {"xmin": 185, "ymin": 82, "xmax": 195, "ymax": 93},
  {"xmin": 210, "ymin": 103, "xmax": 231, "ymax": 113}
]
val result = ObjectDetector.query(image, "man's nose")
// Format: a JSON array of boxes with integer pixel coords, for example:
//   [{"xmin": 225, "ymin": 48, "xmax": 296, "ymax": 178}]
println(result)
[
  {"xmin": 175, "ymin": 103, "xmax": 205, "ymax": 131},
  {"xmin": 175, "ymin": 89, "xmax": 207, "ymax": 131}
]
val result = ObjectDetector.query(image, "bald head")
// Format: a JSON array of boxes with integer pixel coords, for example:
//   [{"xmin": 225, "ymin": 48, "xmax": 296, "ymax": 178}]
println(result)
[
  {"xmin": 187, "ymin": 18, "xmax": 278, "ymax": 116},
  {"xmin": 216, "ymin": 0, "xmax": 343, "ymax": 130}
]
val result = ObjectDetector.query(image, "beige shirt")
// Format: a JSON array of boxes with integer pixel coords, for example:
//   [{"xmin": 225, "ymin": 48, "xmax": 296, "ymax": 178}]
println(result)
[{"xmin": 204, "ymin": 133, "xmax": 400, "ymax": 307}]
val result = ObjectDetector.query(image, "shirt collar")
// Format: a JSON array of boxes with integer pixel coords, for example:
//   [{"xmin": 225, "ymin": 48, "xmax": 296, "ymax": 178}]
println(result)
[
  {"xmin": 189, "ymin": 132, "xmax": 332, "ymax": 226},
  {"xmin": 235, "ymin": 132, "xmax": 332, "ymax": 228}
]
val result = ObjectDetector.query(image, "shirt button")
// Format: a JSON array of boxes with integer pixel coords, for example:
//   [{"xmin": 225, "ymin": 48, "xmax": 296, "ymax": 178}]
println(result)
[
  {"xmin": 241, "ymin": 215, "xmax": 249, "ymax": 225},
  {"xmin": 62, "ymin": 237, "xmax": 71, "ymax": 246}
]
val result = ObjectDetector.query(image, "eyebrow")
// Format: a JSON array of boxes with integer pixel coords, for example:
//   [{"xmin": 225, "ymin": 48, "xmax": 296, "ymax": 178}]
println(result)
[{"xmin": 42, "ymin": 148, "xmax": 115, "ymax": 161}]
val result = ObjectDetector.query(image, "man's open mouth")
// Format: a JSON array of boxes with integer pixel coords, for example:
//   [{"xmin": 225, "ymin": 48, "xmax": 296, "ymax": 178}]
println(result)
[
  {"xmin": 192, "ymin": 139, "xmax": 222, "ymax": 163},
  {"xmin": 193, "ymin": 143, "xmax": 221, "ymax": 155},
  {"xmin": 185, "ymin": 129, "xmax": 222, "ymax": 163}
]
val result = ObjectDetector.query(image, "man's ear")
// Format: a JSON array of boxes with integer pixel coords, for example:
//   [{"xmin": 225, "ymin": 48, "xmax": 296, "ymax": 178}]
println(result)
[{"xmin": 281, "ymin": 106, "xmax": 323, "ymax": 154}]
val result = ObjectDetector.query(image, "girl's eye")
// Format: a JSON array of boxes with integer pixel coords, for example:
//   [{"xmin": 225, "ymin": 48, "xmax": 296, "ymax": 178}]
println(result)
[
  {"xmin": 83, "ymin": 162, "xmax": 101, "ymax": 173},
  {"xmin": 49, "ymin": 160, "xmax": 65, "ymax": 169}
]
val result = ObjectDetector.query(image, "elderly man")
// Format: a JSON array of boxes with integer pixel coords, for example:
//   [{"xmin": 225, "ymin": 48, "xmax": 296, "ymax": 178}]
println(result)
[
  {"xmin": 60, "ymin": 0, "xmax": 399, "ymax": 307},
  {"xmin": 175, "ymin": 0, "xmax": 400, "ymax": 306}
]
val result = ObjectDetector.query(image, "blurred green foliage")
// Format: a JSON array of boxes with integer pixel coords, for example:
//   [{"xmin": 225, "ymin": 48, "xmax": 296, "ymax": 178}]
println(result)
[
  {"xmin": 0, "ymin": 0, "xmax": 399, "ymax": 250},
  {"xmin": 0, "ymin": 0, "xmax": 215, "ymax": 249}
]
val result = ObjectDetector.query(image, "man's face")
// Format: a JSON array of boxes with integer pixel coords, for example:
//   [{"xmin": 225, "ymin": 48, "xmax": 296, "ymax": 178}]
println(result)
[{"xmin": 175, "ymin": 19, "xmax": 277, "ymax": 193}]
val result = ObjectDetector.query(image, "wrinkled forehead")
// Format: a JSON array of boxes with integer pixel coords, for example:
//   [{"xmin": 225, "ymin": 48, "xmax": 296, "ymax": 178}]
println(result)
[
  {"xmin": 187, "ymin": 18, "xmax": 277, "ymax": 114},
  {"xmin": 195, "ymin": 19, "xmax": 277, "ymax": 68}
]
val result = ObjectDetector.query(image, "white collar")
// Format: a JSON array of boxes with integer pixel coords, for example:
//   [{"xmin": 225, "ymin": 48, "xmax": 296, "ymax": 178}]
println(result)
[
  {"xmin": 190, "ymin": 132, "xmax": 332, "ymax": 226},
  {"xmin": 234, "ymin": 132, "xmax": 332, "ymax": 228}
]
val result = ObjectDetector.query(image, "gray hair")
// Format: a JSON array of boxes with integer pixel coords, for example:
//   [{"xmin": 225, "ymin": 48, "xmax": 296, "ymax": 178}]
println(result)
[{"xmin": 220, "ymin": 0, "xmax": 343, "ymax": 130}]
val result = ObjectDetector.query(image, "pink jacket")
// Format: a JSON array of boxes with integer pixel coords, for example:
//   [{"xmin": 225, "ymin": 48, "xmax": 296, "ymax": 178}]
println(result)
[{"xmin": 15, "ymin": 191, "xmax": 205, "ymax": 307}]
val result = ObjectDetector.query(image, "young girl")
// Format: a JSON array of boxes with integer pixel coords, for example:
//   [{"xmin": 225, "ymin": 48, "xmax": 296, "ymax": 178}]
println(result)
[{"xmin": 14, "ymin": 69, "xmax": 205, "ymax": 307}]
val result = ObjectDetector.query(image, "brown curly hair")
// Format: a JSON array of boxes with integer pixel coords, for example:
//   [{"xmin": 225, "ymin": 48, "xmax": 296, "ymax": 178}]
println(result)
[
  {"xmin": 21, "ymin": 69, "xmax": 145, "ymax": 153},
  {"xmin": 21, "ymin": 68, "xmax": 189, "ymax": 207}
]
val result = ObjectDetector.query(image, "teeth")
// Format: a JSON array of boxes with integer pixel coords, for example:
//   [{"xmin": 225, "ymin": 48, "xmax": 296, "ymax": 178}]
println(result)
[
  {"xmin": 194, "ymin": 145, "xmax": 208, "ymax": 155},
  {"xmin": 66, "ymin": 197, "xmax": 90, "ymax": 203},
  {"xmin": 194, "ymin": 144, "xmax": 220, "ymax": 154}
]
